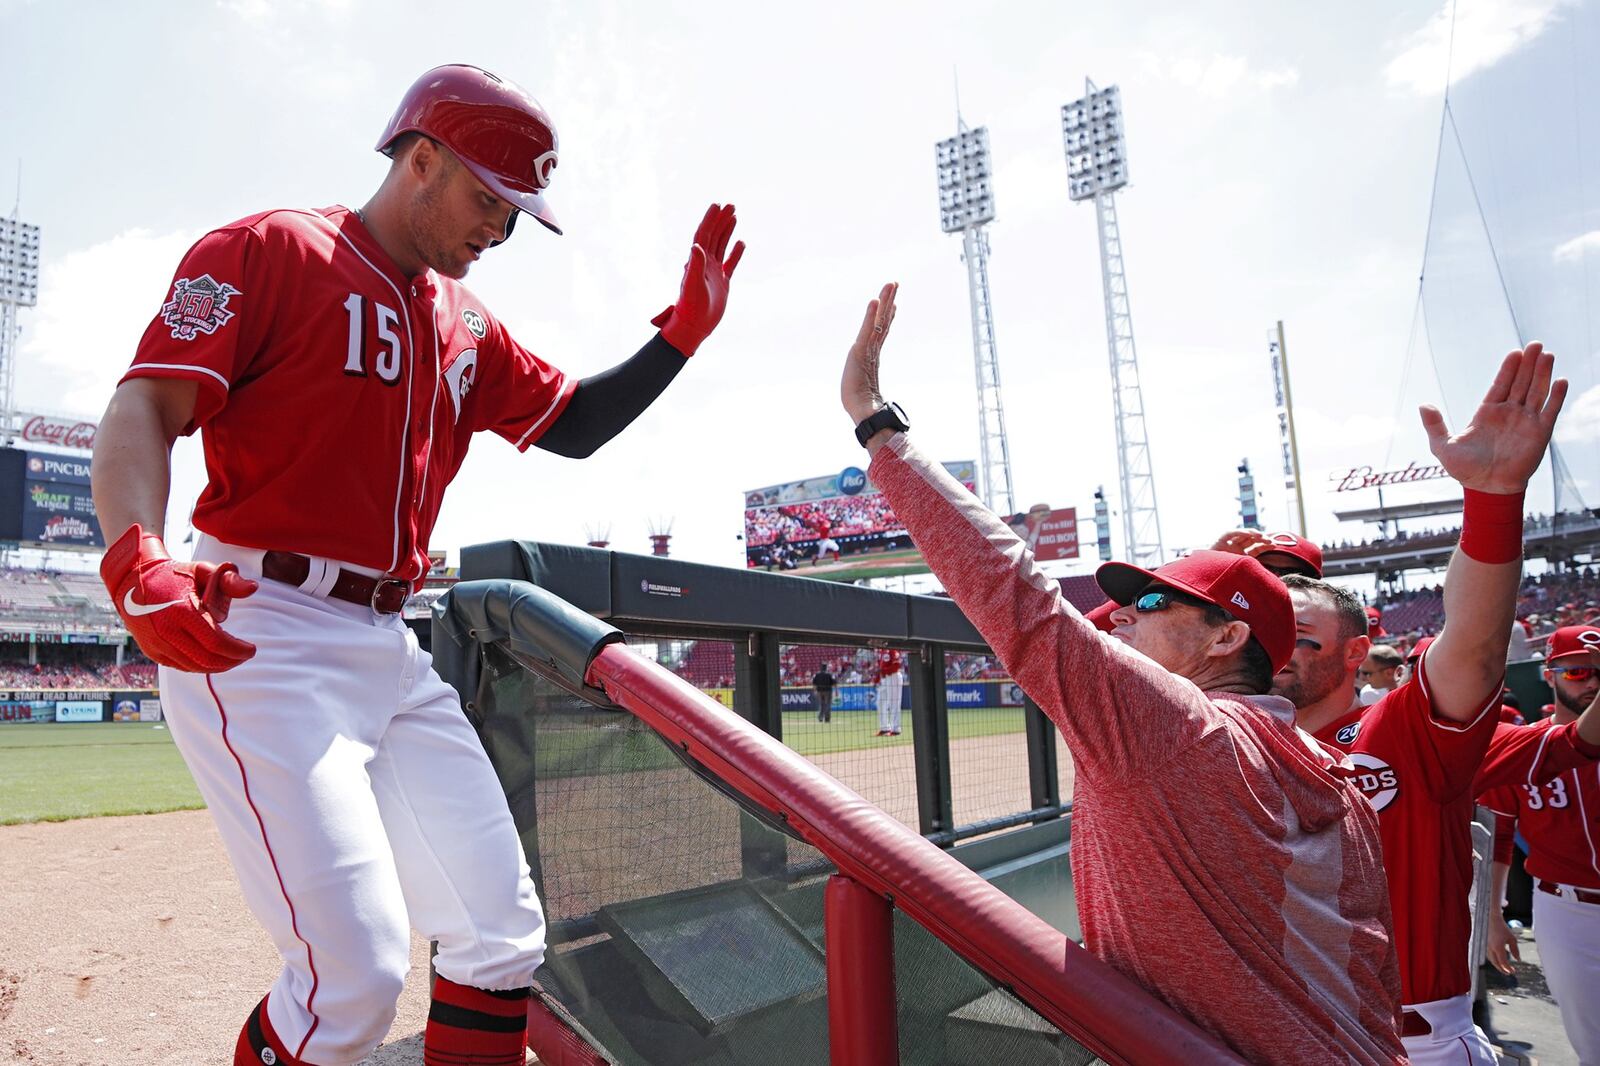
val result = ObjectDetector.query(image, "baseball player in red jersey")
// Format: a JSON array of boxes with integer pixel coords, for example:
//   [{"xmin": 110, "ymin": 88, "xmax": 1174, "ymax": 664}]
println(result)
[
  {"xmin": 89, "ymin": 65, "xmax": 743, "ymax": 1066},
  {"xmin": 1481, "ymin": 627, "xmax": 1600, "ymax": 1065},
  {"xmin": 1269, "ymin": 343, "xmax": 1574, "ymax": 1065},
  {"xmin": 842, "ymin": 284, "xmax": 1405, "ymax": 1064},
  {"xmin": 873, "ymin": 647, "xmax": 904, "ymax": 735}
]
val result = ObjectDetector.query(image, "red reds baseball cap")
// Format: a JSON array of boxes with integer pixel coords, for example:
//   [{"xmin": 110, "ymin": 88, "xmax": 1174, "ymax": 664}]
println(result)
[
  {"xmin": 1405, "ymin": 635, "xmax": 1434, "ymax": 665},
  {"xmin": 1365, "ymin": 606, "xmax": 1387, "ymax": 638},
  {"xmin": 1545, "ymin": 625, "xmax": 1600, "ymax": 665},
  {"xmin": 1256, "ymin": 532, "xmax": 1324, "ymax": 579},
  {"xmin": 1096, "ymin": 550, "xmax": 1296, "ymax": 673}
]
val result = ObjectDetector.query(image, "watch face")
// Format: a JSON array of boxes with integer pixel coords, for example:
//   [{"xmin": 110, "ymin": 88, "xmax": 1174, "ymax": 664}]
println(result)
[{"xmin": 887, "ymin": 402, "xmax": 909, "ymax": 429}]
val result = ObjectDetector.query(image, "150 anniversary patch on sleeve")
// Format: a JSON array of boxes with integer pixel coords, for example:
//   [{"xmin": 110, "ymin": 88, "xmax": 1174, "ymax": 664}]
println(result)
[{"xmin": 161, "ymin": 274, "xmax": 242, "ymax": 341}]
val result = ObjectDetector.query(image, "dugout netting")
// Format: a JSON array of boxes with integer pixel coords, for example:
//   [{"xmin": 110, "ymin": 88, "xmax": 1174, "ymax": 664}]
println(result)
[{"xmin": 437, "ymin": 579, "xmax": 1244, "ymax": 1066}]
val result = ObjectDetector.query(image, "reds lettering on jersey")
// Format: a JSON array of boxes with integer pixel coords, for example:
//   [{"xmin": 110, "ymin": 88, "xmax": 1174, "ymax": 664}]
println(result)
[
  {"xmin": 1318, "ymin": 654, "xmax": 1500, "ymax": 1006},
  {"xmin": 1481, "ymin": 718, "xmax": 1600, "ymax": 889},
  {"xmin": 125, "ymin": 207, "xmax": 574, "ymax": 584},
  {"xmin": 1318, "ymin": 661, "xmax": 1599, "ymax": 1005}
]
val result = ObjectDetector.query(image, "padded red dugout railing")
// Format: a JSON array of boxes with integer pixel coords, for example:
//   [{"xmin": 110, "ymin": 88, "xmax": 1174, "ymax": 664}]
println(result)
[{"xmin": 582, "ymin": 641, "xmax": 1243, "ymax": 1065}]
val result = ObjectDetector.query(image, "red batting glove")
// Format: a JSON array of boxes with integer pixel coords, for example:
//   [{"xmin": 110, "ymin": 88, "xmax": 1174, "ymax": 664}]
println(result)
[
  {"xmin": 651, "ymin": 203, "xmax": 746, "ymax": 357},
  {"xmin": 100, "ymin": 524, "xmax": 258, "ymax": 673}
]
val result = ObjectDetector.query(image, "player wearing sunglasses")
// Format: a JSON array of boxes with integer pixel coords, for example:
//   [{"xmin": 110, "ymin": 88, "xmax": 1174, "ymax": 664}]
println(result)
[{"xmin": 1479, "ymin": 626, "xmax": 1600, "ymax": 1064}]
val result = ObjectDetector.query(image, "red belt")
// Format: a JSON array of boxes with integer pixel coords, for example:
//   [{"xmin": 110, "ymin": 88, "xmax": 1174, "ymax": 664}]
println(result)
[
  {"xmin": 1538, "ymin": 880, "xmax": 1600, "ymax": 905},
  {"xmin": 1400, "ymin": 1011, "xmax": 1431, "ymax": 1038},
  {"xmin": 261, "ymin": 551, "xmax": 411, "ymax": 615}
]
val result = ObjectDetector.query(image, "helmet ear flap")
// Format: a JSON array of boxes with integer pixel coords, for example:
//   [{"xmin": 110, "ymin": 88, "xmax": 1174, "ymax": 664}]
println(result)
[{"xmin": 489, "ymin": 207, "xmax": 519, "ymax": 248}]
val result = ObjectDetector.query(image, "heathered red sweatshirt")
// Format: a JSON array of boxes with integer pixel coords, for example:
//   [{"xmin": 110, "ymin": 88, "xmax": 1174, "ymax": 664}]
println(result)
[{"xmin": 870, "ymin": 433, "xmax": 1405, "ymax": 1065}]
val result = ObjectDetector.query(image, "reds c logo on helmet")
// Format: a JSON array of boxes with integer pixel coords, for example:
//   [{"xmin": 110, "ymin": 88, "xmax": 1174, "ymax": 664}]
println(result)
[{"xmin": 532, "ymin": 149, "xmax": 558, "ymax": 190}]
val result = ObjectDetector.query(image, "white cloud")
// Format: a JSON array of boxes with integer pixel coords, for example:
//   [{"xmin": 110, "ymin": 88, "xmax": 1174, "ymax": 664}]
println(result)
[
  {"xmin": 1554, "ymin": 382, "xmax": 1600, "ymax": 444},
  {"xmin": 217, "ymin": 0, "xmax": 353, "ymax": 21},
  {"xmin": 1553, "ymin": 230, "xmax": 1600, "ymax": 262},
  {"xmin": 16, "ymin": 227, "xmax": 199, "ymax": 418},
  {"xmin": 1138, "ymin": 51, "xmax": 1300, "ymax": 97},
  {"xmin": 1386, "ymin": 0, "xmax": 1573, "ymax": 96}
]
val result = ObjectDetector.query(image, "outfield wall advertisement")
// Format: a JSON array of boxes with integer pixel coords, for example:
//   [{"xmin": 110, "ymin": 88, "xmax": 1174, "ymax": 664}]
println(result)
[
  {"xmin": 776, "ymin": 680, "xmax": 1023, "ymax": 714},
  {"xmin": 743, "ymin": 460, "xmax": 976, "ymax": 578},
  {"xmin": 0, "ymin": 689, "xmax": 160, "ymax": 724}
]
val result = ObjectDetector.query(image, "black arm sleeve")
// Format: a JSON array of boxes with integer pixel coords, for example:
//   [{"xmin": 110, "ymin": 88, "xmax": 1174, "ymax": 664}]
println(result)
[{"xmin": 535, "ymin": 334, "xmax": 687, "ymax": 458}]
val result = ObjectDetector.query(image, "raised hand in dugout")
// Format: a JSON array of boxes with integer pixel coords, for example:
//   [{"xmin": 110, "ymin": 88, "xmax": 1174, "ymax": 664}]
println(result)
[
  {"xmin": 1419, "ymin": 340, "xmax": 1567, "ymax": 494},
  {"xmin": 840, "ymin": 281, "xmax": 900, "ymax": 432}
]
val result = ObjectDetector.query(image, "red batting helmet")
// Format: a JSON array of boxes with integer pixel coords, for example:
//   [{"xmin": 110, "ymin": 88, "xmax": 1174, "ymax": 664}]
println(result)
[{"xmin": 377, "ymin": 64, "xmax": 561, "ymax": 239}]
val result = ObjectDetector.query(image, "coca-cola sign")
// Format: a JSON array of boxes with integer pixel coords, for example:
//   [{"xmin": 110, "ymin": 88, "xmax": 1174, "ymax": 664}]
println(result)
[{"xmin": 18, "ymin": 414, "xmax": 97, "ymax": 452}]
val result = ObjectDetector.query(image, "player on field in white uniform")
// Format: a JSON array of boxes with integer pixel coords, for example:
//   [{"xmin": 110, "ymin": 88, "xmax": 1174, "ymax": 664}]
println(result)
[
  {"xmin": 874, "ymin": 647, "xmax": 904, "ymax": 736},
  {"xmin": 90, "ymin": 65, "xmax": 743, "ymax": 1066}
]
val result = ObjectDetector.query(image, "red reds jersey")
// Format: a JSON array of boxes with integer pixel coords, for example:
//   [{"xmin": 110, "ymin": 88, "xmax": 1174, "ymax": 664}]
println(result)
[
  {"xmin": 1321, "ymin": 673, "xmax": 1599, "ymax": 1005},
  {"xmin": 874, "ymin": 649, "xmax": 902, "ymax": 681},
  {"xmin": 1318, "ymin": 661, "xmax": 1500, "ymax": 1006},
  {"xmin": 1481, "ymin": 718, "xmax": 1600, "ymax": 888},
  {"xmin": 124, "ymin": 207, "xmax": 574, "ymax": 584}
]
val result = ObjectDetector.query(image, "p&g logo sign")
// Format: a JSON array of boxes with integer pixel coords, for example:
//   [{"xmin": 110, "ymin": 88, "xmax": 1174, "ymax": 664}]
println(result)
[{"xmin": 838, "ymin": 467, "xmax": 867, "ymax": 496}]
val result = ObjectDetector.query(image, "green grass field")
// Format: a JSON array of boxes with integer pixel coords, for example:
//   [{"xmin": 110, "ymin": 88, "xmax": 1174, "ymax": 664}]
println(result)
[
  {"xmin": 0, "ymin": 723, "xmax": 203, "ymax": 825},
  {"xmin": 780, "ymin": 705, "xmax": 1024, "ymax": 755},
  {"xmin": 0, "ymin": 706, "xmax": 1027, "ymax": 825}
]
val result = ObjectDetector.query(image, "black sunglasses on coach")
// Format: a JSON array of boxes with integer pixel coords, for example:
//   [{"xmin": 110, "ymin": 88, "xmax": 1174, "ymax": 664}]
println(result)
[{"xmin": 1135, "ymin": 587, "xmax": 1222, "ymax": 614}]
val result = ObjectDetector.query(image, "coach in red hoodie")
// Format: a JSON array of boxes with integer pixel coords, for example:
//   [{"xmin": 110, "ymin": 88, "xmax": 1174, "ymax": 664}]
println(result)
[{"xmin": 836, "ymin": 284, "xmax": 1405, "ymax": 1064}]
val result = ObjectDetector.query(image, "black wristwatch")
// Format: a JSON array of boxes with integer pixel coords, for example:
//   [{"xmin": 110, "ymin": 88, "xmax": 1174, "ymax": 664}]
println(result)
[{"xmin": 854, "ymin": 402, "xmax": 910, "ymax": 447}]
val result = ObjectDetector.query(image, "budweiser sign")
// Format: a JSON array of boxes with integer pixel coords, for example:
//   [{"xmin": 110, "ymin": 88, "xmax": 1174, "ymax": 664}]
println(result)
[
  {"xmin": 18, "ymin": 414, "xmax": 97, "ymax": 452},
  {"xmin": 1332, "ymin": 462, "xmax": 1449, "ymax": 492}
]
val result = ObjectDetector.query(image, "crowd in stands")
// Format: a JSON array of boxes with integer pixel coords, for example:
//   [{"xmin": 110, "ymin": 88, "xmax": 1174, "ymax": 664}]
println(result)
[
  {"xmin": 1365, "ymin": 567, "xmax": 1599, "ymax": 653},
  {"xmin": 744, "ymin": 494, "xmax": 902, "ymax": 549},
  {"xmin": 0, "ymin": 657, "xmax": 157, "ymax": 689}
]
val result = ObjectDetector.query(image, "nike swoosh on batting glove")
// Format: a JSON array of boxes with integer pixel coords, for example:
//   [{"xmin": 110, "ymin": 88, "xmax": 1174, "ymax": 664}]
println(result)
[
  {"xmin": 100, "ymin": 524, "xmax": 258, "ymax": 673},
  {"xmin": 651, "ymin": 203, "xmax": 746, "ymax": 357}
]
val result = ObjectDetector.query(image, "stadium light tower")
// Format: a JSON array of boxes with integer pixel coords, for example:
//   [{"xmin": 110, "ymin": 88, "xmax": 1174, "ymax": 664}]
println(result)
[
  {"xmin": 1062, "ymin": 80, "xmax": 1165, "ymax": 566},
  {"xmin": 935, "ymin": 116, "xmax": 1015, "ymax": 518},
  {"xmin": 0, "ymin": 207, "xmax": 40, "ymax": 446}
]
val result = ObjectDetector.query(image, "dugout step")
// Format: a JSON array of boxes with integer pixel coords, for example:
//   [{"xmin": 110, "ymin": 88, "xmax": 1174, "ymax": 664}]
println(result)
[
  {"xmin": 943, "ymin": 988, "xmax": 1108, "ymax": 1066},
  {"xmin": 594, "ymin": 880, "xmax": 827, "ymax": 1036}
]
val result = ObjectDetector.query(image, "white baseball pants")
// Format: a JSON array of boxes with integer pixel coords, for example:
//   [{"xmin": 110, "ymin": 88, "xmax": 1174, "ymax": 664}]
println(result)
[
  {"xmin": 1534, "ymin": 886, "xmax": 1600, "ymax": 1065},
  {"xmin": 1399, "ymin": 993, "xmax": 1499, "ymax": 1066},
  {"xmin": 876, "ymin": 673, "xmax": 904, "ymax": 733},
  {"xmin": 160, "ymin": 537, "xmax": 545, "ymax": 1065}
]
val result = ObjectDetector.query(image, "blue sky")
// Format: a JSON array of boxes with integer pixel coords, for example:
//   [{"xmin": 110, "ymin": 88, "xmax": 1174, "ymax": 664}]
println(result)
[{"xmin": 3, "ymin": 0, "xmax": 1587, "ymax": 583}]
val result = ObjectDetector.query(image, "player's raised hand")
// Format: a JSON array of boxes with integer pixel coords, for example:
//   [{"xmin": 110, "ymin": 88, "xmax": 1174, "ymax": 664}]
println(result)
[
  {"xmin": 1421, "ymin": 343, "xmax": 1568, "ymax": 494},
  {"xmin": 651, "ymin": 203, "xmax": 745, "ymax": 357},
  {"xmin": 842, "ymin": 282, "xmax": 898, "ymax": 424},
  {"xmin": 101, "ymin": 524, "xmax": 257, "ymax": 673}
]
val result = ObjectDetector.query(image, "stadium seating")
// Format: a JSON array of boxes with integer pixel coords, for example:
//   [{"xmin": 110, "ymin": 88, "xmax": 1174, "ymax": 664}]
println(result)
[{"xmin": 678, "ymin": 640, "xmax": 736, "ymax": 688}]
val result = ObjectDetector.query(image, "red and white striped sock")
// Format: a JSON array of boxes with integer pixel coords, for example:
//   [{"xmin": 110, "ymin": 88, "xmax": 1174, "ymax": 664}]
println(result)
[{"xmin": 424, "ymin": 977, "xmax": 530, "ymax": 1066}]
